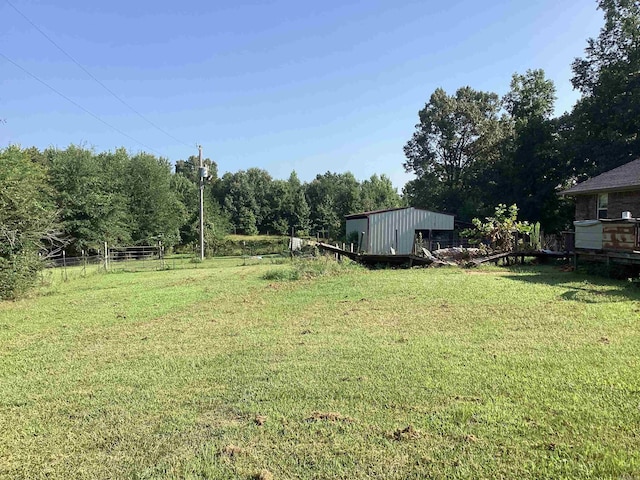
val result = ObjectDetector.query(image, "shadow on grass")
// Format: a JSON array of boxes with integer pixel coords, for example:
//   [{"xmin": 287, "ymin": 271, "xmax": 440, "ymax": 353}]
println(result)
[{"xmin": 501, "ymin": 264, "xmax": 640, "ymax": 303}]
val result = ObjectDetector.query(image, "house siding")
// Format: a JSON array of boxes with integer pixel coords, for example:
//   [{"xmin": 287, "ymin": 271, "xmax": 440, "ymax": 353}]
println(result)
[
  {"xmin": 575, "ymin": 191, "xmax": 640, "ymax": 220},
  {"xmin": 575, "ymin": 195, "xmax": 597, "ymax": 220},
  {"xmin": 610, "ymin": 191, "xmax": 640, "ymax": 218}
]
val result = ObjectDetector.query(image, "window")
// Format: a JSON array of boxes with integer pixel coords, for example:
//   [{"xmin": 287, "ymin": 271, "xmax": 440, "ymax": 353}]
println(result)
[{"xmin": 597, "ymin": 193, "xmax": 608, "ymax": 219}]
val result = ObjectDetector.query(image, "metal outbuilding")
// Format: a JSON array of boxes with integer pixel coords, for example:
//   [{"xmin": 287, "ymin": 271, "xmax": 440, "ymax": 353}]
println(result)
[{"xmin": 345, "ymin": 207, "xmax": 455, "ymax": 255}]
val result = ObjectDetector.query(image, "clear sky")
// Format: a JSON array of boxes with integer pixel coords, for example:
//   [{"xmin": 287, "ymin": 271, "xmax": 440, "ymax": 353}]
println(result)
[{"xmin": 1, "ymin": 0, "xmax": 604, "ymax": 190}]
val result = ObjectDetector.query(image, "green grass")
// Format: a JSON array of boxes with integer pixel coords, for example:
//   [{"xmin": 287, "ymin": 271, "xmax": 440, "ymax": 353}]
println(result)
[{"xmin": 1, "ymin": 259, "xmax": 640, "ymax": 479}]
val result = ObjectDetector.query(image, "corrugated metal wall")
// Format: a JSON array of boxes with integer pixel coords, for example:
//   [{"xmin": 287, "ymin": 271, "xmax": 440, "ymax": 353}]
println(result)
[{"xmin": 366, "ymin": 208, "xmax": 454, "ymax": 254}]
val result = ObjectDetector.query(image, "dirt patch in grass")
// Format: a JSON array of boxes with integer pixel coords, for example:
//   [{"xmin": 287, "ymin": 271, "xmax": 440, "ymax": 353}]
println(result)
[
  {"xmin": 254, "ymin": 469, "xmax": 274, "ymax": 480},
  {"xmin": 254, "ymin": 415, "xmax": 267, "ymax": 426},
  {"xmin": 306, "ymin": 411, "xmax": 355, "ymax": 423},
  {"xmin": 221, "ymin": 444, "xmax": 244, "ymax": 458},
  {"xmin": 392, "ymin": 425, "xmax": 421, "ymax": 441},
  {"xmin": 453, "ymin": 395, "xmax": 483, "ymax": 403}
]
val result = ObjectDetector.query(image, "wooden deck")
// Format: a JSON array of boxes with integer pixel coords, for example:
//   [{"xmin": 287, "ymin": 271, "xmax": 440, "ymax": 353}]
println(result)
[
  {"xmin": 317, "ymin": 243, "xmax": 570, "ymax": 268},
  {"xmin": 316, "ymin": 243, "xmax": 434, "ymax": 267},
  {"xmin": 574, "ymin": 249, "xmax": 640, "ymax": 265}
]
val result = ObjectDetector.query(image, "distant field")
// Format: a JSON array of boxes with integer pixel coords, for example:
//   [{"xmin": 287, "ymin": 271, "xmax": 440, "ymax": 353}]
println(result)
[{"xmin": 1, "ymin": 259, "xmax": 639, "ymax": 479}]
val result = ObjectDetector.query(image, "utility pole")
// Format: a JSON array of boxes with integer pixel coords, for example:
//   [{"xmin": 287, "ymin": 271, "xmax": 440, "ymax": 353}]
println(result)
[{"xmin": 198, "ymin": 145, "xmax": 205, "ymax": 261}]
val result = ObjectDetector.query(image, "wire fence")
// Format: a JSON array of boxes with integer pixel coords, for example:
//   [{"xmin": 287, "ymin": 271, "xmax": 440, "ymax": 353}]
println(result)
[{"xmin": 43, "ymin": 243, "xmax": 212, "ymax": 279}]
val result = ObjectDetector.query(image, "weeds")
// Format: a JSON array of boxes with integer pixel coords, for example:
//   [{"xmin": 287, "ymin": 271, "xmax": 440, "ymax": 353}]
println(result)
[{"xmin": 262, "ymin": 255, "xmax": 361, "ymax": 281}]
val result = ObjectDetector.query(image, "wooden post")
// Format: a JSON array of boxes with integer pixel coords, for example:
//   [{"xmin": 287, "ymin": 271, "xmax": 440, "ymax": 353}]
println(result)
[
  {"xmin": 290, "ymin": 226, "xmax": 294, "ymax": 258},
  {"xmin": 62, "ymin": 250, "xmax": 67, "ymax": 281}
]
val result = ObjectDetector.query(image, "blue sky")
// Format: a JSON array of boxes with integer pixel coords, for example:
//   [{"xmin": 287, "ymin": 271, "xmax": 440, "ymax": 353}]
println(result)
[{"xmin": 1, "ymin": 0, "xmax": 604, "ymax": 190}]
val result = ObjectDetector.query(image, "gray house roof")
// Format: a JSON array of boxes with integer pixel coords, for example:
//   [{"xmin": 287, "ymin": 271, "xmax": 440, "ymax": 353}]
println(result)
[{"xmin": 560, "ymin": 158, "xmax": 640, "ymax": 196}]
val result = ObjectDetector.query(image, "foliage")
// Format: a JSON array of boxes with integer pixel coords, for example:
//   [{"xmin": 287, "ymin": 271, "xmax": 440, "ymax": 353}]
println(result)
[
  {"xmin": 216, "ymin": 169, "xmax": 271, "ymax": 235},
  {"xmin": 126, "ymin": 153, "xmax": 183, "ymax": 247},
  {"xmin": 305, "ymin": 172, "xmax": 363, "ymax": 239},
  {"xmin": 462, "ymin": 203, "xmax": 530, "ymax": 251},
  {"xmin": 403, "ymin": 86, "xmax": 505, "ymax": 218},
  {"xmin": 0, "ymin": 146, "xmax": 57, "ymax": 299},
  {"xmin": 492, "ymin": 70, "xmax": 573, "ymax": 232},
  {"xmin": 360, "ymin": 174, "xmax": 403, "ymax": 212},
  {"xmin": 211, "ymin": 235, "xmax": 289, "ymax": 257},
  {"xmin": 47, "ymin": 145, "xmax": 131, "ymax": 253},
  {"xmin": 262, "ymin": 255, "xmax": 361, "ymax": 281},
  {"xmin": 569, "ymin": 0, "xmax": 640, "ymax": 176}
]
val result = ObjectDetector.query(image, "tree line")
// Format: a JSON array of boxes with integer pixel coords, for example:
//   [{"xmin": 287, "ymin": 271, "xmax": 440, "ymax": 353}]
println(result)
[{"xmin": 0, "ymin": 144, "xmax": 402, "ymax": 253}]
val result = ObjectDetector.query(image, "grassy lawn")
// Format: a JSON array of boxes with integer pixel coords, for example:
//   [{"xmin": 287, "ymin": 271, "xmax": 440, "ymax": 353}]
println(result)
[{"xmin": 1, "ymin": 259, "xmax": 639, "ymax": 479}]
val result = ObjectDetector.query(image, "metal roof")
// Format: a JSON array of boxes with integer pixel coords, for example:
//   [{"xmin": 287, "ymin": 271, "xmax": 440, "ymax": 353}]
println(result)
[
  {"xmin": 560, "ymin": 158, "xmax": 640, "ymax": 196},
  {"xmin": 344, "ymin": 206, "xmax": 454, "ymax": 220}
]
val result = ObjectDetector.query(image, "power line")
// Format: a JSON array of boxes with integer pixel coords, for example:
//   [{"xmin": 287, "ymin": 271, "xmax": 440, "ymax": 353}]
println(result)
[
  {"xmin": 0, "ymin": 51, "xmax": 164, "ymax": 156},
  {"xmin": 5, "ymin": 0, "xmax": 194, "ymax": 149}
]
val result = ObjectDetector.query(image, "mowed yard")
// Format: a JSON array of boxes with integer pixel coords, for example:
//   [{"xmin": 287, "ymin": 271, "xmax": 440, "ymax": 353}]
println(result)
[{"xmin": 1, "ymin": 258, "xmax": 639, "ymax": 479}]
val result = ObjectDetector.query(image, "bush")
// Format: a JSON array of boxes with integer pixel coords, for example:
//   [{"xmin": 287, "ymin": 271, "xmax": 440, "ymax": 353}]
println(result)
[
  {"xmin": 0, "ymin": 255, "xmax": 42, "ymax": 299},
  {"xmin": 0, "ymin": 147, "xmax": 57, "ymax": 299},
  {"xmin": 262, "ymin": 255, "xmax": 362, "ymax": 281},
  {"xmin": 262, "ymin": 268, "xmax": 300, "ymax": 281},
  {"xmin": 213, "ymin": 236, "xmax": 289, "ymax": 256}
]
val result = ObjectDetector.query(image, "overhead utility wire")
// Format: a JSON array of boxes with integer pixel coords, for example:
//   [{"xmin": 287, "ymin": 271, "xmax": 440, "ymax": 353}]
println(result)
[
  {"xmin": 5, "ymin": 0, "xmax": 194, "ymax": 149},
  {"xmin": 0, "ymin": 51, "xmax": 163, "ymax": 156}
]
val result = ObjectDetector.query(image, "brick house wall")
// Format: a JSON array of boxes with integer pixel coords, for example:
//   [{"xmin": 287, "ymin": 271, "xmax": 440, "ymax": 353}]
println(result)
[
  {"xmin": 575, "ymin": 190, "xmax": 640, "ymax": 220},
  {"xmin": 575, "ymin": 195, "xmax": 597, "ymax": 220}
]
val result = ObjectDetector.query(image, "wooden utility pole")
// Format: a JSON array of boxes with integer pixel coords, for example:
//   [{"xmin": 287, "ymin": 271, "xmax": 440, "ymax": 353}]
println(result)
[{"xmin": 198, "ymin": 145, "xmax": 205, "ymax": 261}]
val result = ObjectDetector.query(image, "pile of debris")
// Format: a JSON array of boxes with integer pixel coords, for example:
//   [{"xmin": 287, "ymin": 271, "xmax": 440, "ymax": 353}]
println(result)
[{"xmin": 421, "ymin": 247, "xmax": 490, "ymax": 267}]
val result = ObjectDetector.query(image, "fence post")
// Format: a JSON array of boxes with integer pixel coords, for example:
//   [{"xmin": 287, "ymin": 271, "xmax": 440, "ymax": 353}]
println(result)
[
  {"xmin": 290, "ymin": 227, "xmax": 294, "ymax": 258},
  {"xmin": 62, "ymin": 250, "xmax": 68, "ymax": 281},
  {"xmin": 104, "ymin": 241, "xmax": 109, "ymax": 272}
]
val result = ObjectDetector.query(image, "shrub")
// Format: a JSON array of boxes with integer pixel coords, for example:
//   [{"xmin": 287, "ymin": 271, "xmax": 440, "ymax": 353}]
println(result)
[
  {"xmin": 0, "ymin": 147, "xmax": 57, "ymax": 299},
  {"xmin": 262, "ymin": 255, "xmax": 362, "ymax": 281}
]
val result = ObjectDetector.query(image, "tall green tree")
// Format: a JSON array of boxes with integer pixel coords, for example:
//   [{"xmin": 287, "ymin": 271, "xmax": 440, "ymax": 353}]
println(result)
[
  {"xmin": 360, "ymin": 174, "xmax": 402, "ymax": 212},
  {"xmin": 217, "ymin": 171, "xmax": 260, "ymax": 235},
  {"xmin": 126, "ymin": 153, "xmax": 183, "ymax": 246},
  {"xmin": 48, "ymin": 145, "xmax": 131, "ymax": 253},
  {"xmin": 403, "ymin": 86, "xmax": 504, "ymax": 219},
  {"xmin": 305, "ymin": 172, "xmax": 362, "ymax": 239},
  {"xmin": 570, "ymin": 0, "xmax": 640, "ymax": 176},
  {"xmin": 0, "ymin": 146, "xmax": 57, "ymax": 298},
  {"xmin": 215, "ymin": 169, "xmax": 276, "ymax": 235},
  {"xmin": 494, "ymin": 70, "xmax": 572, "ymax": 230},
  {"xmin": 264, "ymin": 172, "xmax": 311, "ymax": 235},
  {"xmin": 95, "ymin": 148, "xmax": 133, "ymax": 245},
  {"xmin": 285, "ymin": 171, "xmax": 311, "ymax": 234}
]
